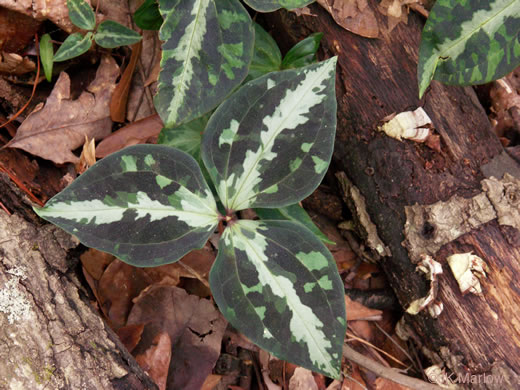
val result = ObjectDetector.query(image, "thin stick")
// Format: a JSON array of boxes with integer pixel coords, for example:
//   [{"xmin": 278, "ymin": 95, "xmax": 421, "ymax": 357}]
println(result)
[
  {"xmin": 0, "ymin": 200, "xmax": 11, "ymax": 215},
  {"xmin": 343, "ymin": 344, "xmax": 440, "ymax": 390},
  {"xmin": 374, "ymin": 322, "xmax": 416, "ymax": 368},
  {"xmin": 346, "ymin": 331, "xmax": 407, "ymax": 368}
]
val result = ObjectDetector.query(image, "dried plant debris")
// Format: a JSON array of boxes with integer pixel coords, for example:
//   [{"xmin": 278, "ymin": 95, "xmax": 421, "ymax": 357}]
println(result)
[
  {"xmin": 336, "ymin": 171, "xmax": 391, "ymax": 260},
  {"xmin": 406, "ymin": 254, "xmax": 443, "ymax": 317},
  {"xmin": 404, "ymin": 174, "xmax": 520, "ymax": 262},
  {"xmin": 317, "ymin": 0, "xmax": 379, "ymax": 38},
  {"xmin": 403, "ymin": 193, "xmax": 496, "ymax": 263},
  {"xmin": 378, "ymin": 107, "xmax": 432, "ymax": 142},
  {"xmin": 447, "ymin": 252, "xmax": 488, "ymax": 296},
  {"xmin": 7, "ymin": 55, "xmax": 119, "ymax": 164},
  {"xmin": 0, "ymin": 52, "xmax": 35, "ymax": 74},
  {"xmin": 481, "ymin": 174, "xmax": 520, "ymax": 231}
]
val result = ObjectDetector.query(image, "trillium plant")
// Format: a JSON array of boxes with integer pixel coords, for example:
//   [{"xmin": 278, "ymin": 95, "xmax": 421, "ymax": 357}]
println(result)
[
  {"xmin": 35, "ymin": 0, "xmax": 347, "ymax": 376},
  {"xmin": 34, "ymin": 0, "xmax": 519, "ymax": 380}
]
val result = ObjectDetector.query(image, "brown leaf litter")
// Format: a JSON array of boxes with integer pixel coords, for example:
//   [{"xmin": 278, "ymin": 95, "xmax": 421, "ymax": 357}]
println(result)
[{"xmin": 7, "ymin": 55, "xmax": 119, "ymax": 164}]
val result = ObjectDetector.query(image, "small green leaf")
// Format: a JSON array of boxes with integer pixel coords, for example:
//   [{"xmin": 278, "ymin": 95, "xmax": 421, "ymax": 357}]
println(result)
[
  {"xmin": 40, "ymin": 34, "xmax": 54, "ymax": 82},
  {"xmin": 243, "ymin": 0, "xmax": 315, "ymax": 12},
  {"xmin": 255, "ymin": 204, "xmax": 335, "ymax": 245},
  {"xmin": 158, "ymin": 114, "xmax": 209, "ymax": 161},
  {"xmin": 418, "ymin": 0, "xmax": 520, "ymax": 97},
  {"xmin": 202, "ymin": 58, "xmax": 338, "ymax": 211},
  {"xmin": 94, "ymin": 21, "xmax": 142, "ymax": 49},
  {"xmin": 211, "ymin": 220, "xmax": 346, "ymax": 378},
  {"xmin": 34, "ymin": 145, "xmax": 219, "ymax": 267},
  {"xmin": 67, "ymin": 0, "xmax": 96, "ymax": 30},
  {"xmin": 53, "ymin": 32, "xmax": 93, "ymax": 62},
  {"xmin": 246, "ymin": 23, "xmax": 282, "ymax": 82},
  {"xmin": 154, "ymin": 0, "xmax": 254, "ymax": 128},
  {"xmin": 134, "ymin": 0, "xmax": 163, "ymax": 30},
  {"xmin": 282, "ymin": 32, "xmax": 323, "ymax": 69}
]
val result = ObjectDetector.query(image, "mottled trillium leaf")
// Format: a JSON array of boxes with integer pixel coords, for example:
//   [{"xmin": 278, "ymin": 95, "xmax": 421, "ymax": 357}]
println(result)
[
  {"xmin": 254, "ymin": 204, "xmax": 335, "ymax": 245},
  {"xmin": 210, "ymin": 220, "xmax": 346, "ymax": 378},
  {"xmin": 54, "ymin": 32, "xmax": 93, "ymax": 62},
  {"xmin": 417, "ymin": 0, "xmax": 520, "ymax": 98},
  {"xmin": 245, "ymin": 23, "xmax": 282, "ymax": 82},
  {"xmin": 94, "ymin": 21, "xmax": 142, "ymax": 49},
  {"xmin": 34, "ymin": 145, "xmax": 219, "ymax": 267},
  {"xmin": 243, "ymin": 0, "xmax": 315, "ymax": 12},
  {"xmin": 67, "ymin": 0, "xmax": 96, "ymax": 30},
  {"xmin": 202, "ymin": 58, "xmax": 337, "ymax": 211},
  {"xmin": 154, "ymin": 0, "xmax": 254, "ymax": 128}
]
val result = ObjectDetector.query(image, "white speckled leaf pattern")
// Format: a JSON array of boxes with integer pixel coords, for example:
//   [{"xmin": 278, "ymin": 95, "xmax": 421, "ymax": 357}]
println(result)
[
  {"xmin": 418, "ymin": 0, "xmax": 520, "ymax": 97},
  {"xmin": 35, "ymin": 145, "xmax": 219, "ymax": 267},
  {"xmin": 201, "ymin": 58, "xmax": 337, "ymax": 211},
  {"xmin": 210, "ymin": 220, "xmax": 346, "ymax": 378},
  {"xmin": 154, "ymin": 0, "xmax": 254, "ymax": 128}
]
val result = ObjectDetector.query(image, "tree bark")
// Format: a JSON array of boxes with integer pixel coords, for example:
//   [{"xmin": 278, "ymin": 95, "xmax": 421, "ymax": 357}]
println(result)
[
  {"xmin": 264, "ymin": 4, "xmax": 520, "ymax": 389},
  {"xmin": 0, "ymin": 174, "xmax": 157, "ymax": 390}
]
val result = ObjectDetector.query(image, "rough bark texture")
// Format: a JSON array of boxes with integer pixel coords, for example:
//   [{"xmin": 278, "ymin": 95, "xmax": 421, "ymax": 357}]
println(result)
[
  {"xmin": 0, "ymin": 176, "xmax": 157, "ymax": 390},
  {"xmin": 264, "ymin": 3, "xmax": 520, "ymax": 389}
]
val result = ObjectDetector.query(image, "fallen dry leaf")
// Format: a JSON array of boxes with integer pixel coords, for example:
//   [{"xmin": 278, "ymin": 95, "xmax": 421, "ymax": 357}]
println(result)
[
  {"xmin": 375, "ymin": 377, "xmax": 412, "ymax": 389},
  {"xmin": 98, "ymin": 259, "xmax": 153, "ymax": 329},
  {"xmin": 342, "ymin": 364, "xmax": 367, "ymax": 389},
  {"xmin": 110, "ymin": 42, "xmax": 142, "ymax": 123},
  {"xmin": 135, "ymin": 332, "xmax": 172, "ymax": 390},
  {"xmin": 95, "ymin": 114, "xmax": 163, "ymax": 158},
  {"xmin": 127, "ymin": 285, "xmax": 227, "ymax": 390},
  {"xmin": 80, "ymin": 248, "xmax": 115, "ymax": 281},
  {"xmin": 345, "ymin": 295, "xmax": 383, "ymax": 321},
  {"xmin": 0, "ymin": 0, "xmax": 76, "ymax": 33},
  {"xmin": 0, "ymin": 7, "xmax": 41, "ymax": 53},
  {"xmin": 117, "ymin": 323, "xmax": 145, "ymax": 353},
  {"xmin": 289, "ymin": 367, "xmax": 318, "ymax": 390},
  {"xmin": 8, "ymin": 55, "xmax": 119, "ymax": 164},
  {"xmin": 200, "ymin": 374, "xmax": 223, "ymax": 390},
  {"xmin": 378, "ymin": 0, "xmax": 418, "ymax": 32},
  {"xmin": 0, "ymin": 52, "xmax": 35, "ymax": 75},
  {"xmin": 75, "ymin": 136, "xmax": 96, "ymax": 174},
  {"xmin": 318, "ymin": 0, "xmax": 379, "ymax": 38}
]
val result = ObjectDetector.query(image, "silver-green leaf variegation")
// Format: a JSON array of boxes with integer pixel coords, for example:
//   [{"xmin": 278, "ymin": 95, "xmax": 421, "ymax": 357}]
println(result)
[
  {"xmin": 418, "ymin": 0, "xmax": 520, "ymax": 97},
  {"xmin": 35, "ymin": 145, "xmax": 219, "ymax": 267},
  {"xmin": 210, "ymin": 219, "xmax": 346, "ymax": 378},
  {"xmin": 154, "ymin": 0, "xmax": 254, "ymax": 128},
  {"xmin": 94, "ymin": 21, "xmax": 142, "ymax": 49},
  {"xmin": 201, "ymin": 58, "xmax": 337, "ymax": 211},
  {"xmin": 67, "ymin": 0, "xmax": 96, "ymax": 30},
  {"xmin": 243, "ymin": 0, "xmax": 315, "ymax": 12},
  {"xmin": 54, "ymin": 32, "xmax": 93, "ymax": 62}
]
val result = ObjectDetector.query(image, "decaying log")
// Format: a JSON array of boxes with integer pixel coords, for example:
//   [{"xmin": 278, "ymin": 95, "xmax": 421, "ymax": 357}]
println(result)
[
  {"xmin": 0, "ymin": 175, "xmax": 156, "ymax": 389},
  {"xmin": 265, "ymin": 3, "xmax": 520, "ymax": 389}
]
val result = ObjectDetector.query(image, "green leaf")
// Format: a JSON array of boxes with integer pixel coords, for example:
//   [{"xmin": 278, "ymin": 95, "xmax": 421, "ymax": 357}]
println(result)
[
  {"xmin": 202, "ymin": 58, "xmax": 337, "ymax": 211},
  {"xmin": 154, "ymin": 0, "xmax": 254, "ymax": 128},
  {"xmin": 211, "ymin": 220, "xmax": 346, "ymax": 378},
  {"xmin": 282, "ymin": 32, "xmax": 323, "ymax": 69},
  {"xmin": 246, "ymin": 23, "xmax": 282, "ymax": 82},
  {"xmin": 134, "ymin": 0, "xmax": 163, "ymax": 30},
  {"xmin": 418, "ymin": 0, "xmax": 520, "ymax": 98},
  {"xmin": 40, "ymin": 34, "xmax": 54, "ymax": 82},
  {"xmin": 243, "ymin": 0, "xmax": 315, "ymax": 12},
  {"xmin": 157, "ymin": 114, "xmax": 209, "ymax": 161},
  {"xmin": 53, "ymin": 32, "xmax": 93, "ymax": 62},
  {"xmin": 34, "ymin": 145, "xmax": 219, "ymax": 267},
  {"xmin": 67, "ymin": 0, "xmax": 96, "ymax": 30},
  {"xmin": 94, "ymin": 21, "xmax": 142, "ymax": 49},
  {"xmin": 255, "ymin": 204, "xmax": 335, "ymax": 245}
]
